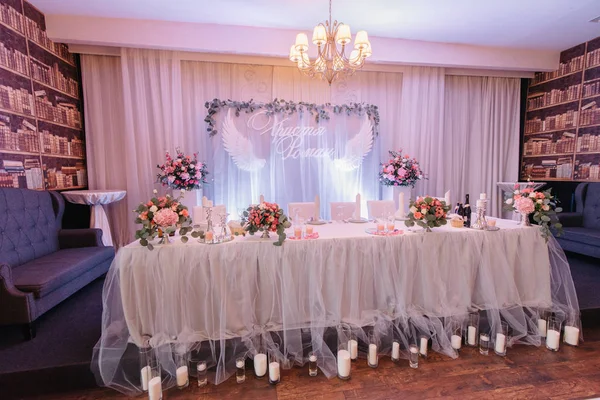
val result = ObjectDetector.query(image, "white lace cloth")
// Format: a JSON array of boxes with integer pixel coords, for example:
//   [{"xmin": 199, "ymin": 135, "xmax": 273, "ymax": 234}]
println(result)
[
  {"xmin": 61, "ymin": 190, "xmax": 126, "ymax": 246},
  {"xmin": 92, "ymin": 218, "xmax": 580, "ymax": 396}
]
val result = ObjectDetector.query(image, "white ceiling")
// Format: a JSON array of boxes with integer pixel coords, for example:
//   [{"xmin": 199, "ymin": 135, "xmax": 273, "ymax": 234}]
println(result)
[{"xmin": 30, "ymin": 0, "xmax": 600, "ymax": 51}]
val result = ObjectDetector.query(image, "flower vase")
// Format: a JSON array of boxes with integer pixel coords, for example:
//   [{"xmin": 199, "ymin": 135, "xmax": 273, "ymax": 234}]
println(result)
[
  {"xmin": 159, "ymin": 232, "xmax": 171, "ymax": 244},
  {"xmin": 520, "ymin": 213, "xmax": 532, "ymax": 227},
  {"xmin": 261, "ymin": 229, "xmax": 271, "ymax": 239},
  {"xmin": 178, "ymin": 188, "xmax": 203, "ymax": 212}
]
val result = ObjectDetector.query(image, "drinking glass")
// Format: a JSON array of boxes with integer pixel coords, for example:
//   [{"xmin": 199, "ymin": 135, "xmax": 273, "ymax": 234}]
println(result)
[
  {"xmin": 479, "ymin": 332, "xmax": 490, "ymax": 355},
  {"xmin": 336, "ymin": 205, "xmax": 345, "ymax": 223},
  {"xmin": 196, "ymin": 361, "xmax": 207, "ymax": 387},
  {"xmin": 308, "ymin": 351, "xmax": 318, "ymax": 376},
  {"xmin": 236, "ymin": 357, "xmax": 245, "ymax": 383},
  {"xmin": 386, "ymin": 214, "xmax": 395, "ymax": 232},
  {"xmin": 409, "ymin": 344, "xmax": 419, "ymax": 369},
  {"xmin": 494, "ymin": 322, "xmax": 508, "ymax": 356}
]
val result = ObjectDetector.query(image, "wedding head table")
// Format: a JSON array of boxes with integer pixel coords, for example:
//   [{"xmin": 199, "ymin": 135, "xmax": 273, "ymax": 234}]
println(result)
[{"xmin": 93, "ymin": 218, "xmax": 580, "ymax": 396}]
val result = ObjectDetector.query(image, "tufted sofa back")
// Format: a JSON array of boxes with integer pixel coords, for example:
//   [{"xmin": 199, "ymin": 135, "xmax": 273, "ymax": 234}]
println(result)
[
  {"xmin": 583, "ymin": 183, "xmax": 600, "ymax": 230},
  {"xmin": 0, "ymin": 188, "xmax": 62, "ymax": 268}
]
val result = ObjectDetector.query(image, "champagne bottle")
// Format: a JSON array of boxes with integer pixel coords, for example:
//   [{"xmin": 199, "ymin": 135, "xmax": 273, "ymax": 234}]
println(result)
[
  {"xmin": 456, "ymin": 203, "xmax": 464, "ymax": 217},
  {"xmin": 454, "ymin": 203, "xmax": 460, "ymax": 215},
  {"xmin": 464, "ymin": 194, "xmax": 471, "ymax": 228}
]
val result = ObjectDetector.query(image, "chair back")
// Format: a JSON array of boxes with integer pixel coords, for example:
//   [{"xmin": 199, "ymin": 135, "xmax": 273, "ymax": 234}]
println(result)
[
  {"xmin": 367, "ymin": 200, "xmax": 395, "ymax": 219},
  {"xmin": 330, "ymin": 202, "xmax": 356, "ymax": 221},
  {"xmin": 288, "ymin": 202, "xmax": 316, "ymax": 221}
]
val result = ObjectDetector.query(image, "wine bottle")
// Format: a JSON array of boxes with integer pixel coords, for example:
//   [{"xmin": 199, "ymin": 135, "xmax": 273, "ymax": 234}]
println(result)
[
  {"xmin": 456, "ymin": 203, "xmax": 464, "ymax": 217},
  {"xmin": 454, "ymin": 203, "xmax": 460, "ymax": 215},
  {"xmin": 464, "ymin": 194, "xmax": 471, "ymax": 228}
]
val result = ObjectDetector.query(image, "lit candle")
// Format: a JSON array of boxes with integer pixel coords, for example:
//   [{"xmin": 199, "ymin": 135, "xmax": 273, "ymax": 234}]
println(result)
[
  {"xmin": 392, "ymin": 342, "xmax": 400, "ymax": 360},
  {"xmin": 494, "ymin": 333, "xmax": 506, "ymax": 354},
  {"xmin": 368, "ymin": 343, "xmax": 377, "ymax": 365},
  {"xmin": 468, "ymin": 326, "xmax": 477, "ymax": 346},
  {"xmin": 410, "ymin": 345, "xmax": 418, "ymax": 354},
  {"xmin": 314, "ymin": 195, "xmax": 320, "ymax": 221},
  {"xmin": 337, "ymin": 349, "xmax": 351, "ymax": 378},
  {"xmin": 294, "ymin": 227, "xmax": 302, "ymax": 239},
  {"xmin": 204, "ymin": 231, "xmax": 214, "ymax": 242},
  {"xmin": 487, "ymin": 219, "xmax": 497, "ymax": 227},
  {"xmin": 176, "ymin": 365, "xmax": 188, "ymax": 387},
  {"xmin": 538, "ymin": 318, "xmax": 547, "ymax": 337},
  {"xmin": 306, "ymin": 225, "xmax": 313, "ymax": 235},
  {"xmin": 480, "ymin": 193, "xmax": 487, "ymax": 200},
  {"xmin": 309, "ymin": 354, "xmax": 317, "ymax": 362},
  {"xmin": 564, "ymin": 326, "xmax": 580, "ymax": 346},
  {"xmin": 377, "ymin": 223, "xmax": 385, "ymax": 232},
  {"xmin": 254, "ymin": 353, "xmax": 267, "ymax": 377},
  {"xmin": 451, "ymin": 334, "xmax": 462, "ymax": 350},
  {"xmin": 348, "ymin": 339, "xmax": 358, "ymax": 360},
  {"xmin": 259, "ymin": 194, "xmax": 265, "ymax": 204},
  {"xmin": 148, "ymin": 376, "xmax": 162, "ymax": 400},
  {"xmin": 419, "ymin": 337, "xmax": 428, "ymax": 356},
  {"xmin": 269, "ymin": 361, "xmax": 280, "ymax": 382},
  {"xmin": 386, "ymin": 222, "xmax": 395, "ymax": 231},
  {"xmin": 141, "ymin": 366, "xmax": 151, "ymax": 391},
  {"xmin": 546, "ymin": 329, "xmax": 560, "ymax": 350},
  {"xmin": 236, "ymin": 359, "xmax": 244, "ymax": 368}
]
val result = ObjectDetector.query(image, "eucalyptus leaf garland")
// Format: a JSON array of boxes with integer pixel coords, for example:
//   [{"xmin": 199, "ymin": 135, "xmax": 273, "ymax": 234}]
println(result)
[{"xmin": 204, "ymin": 98, "xmax": 380, "ymax": 137}]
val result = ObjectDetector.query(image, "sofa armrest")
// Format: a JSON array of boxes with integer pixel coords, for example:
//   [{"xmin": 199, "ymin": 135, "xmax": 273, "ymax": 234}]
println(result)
[
  {"xmin": 58, "ymin": 228, "xmax": 104, "ymax": 248},
  {"xmin": 557, "ymin": 212, "xmax": 584, "ymax": 227},
  {"xmin": 0, "ymin": 263, "xmax": 36, "ymax": 325}
]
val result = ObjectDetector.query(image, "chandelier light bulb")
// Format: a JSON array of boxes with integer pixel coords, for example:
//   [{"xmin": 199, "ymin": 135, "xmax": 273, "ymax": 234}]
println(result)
[
  {"xmin": 354, "ymin": 31, "xmax": 369, "ymax": 50},
  {"xmin": 295, "ymin": 33, "xmax": 309, "ymax": 52},
  {"xmin": 336, "ymin": 24, "xmax": 352, "ymax": 45},
  {"xmin": 312, "ymin": 25, "xmax": 327, "ymax": 46}
]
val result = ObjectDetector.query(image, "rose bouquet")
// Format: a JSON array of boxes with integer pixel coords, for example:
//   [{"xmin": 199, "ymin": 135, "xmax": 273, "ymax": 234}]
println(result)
[
  {"xmin": 134, "ymin": 189, "xmax": 194, "ymax": 250},
  {"xmin": 404, "ymin": 196, "xmax": 450, "ymax": 232},
  {"xmin": 379, "ymin": 149, "xmax": 425, "ymax": 187},
  {"xmin": 157, "ymin": 148, "xmax": 208, "ymax": 191},
  {"xmin": 504, "ymin": 184, "xmax": 563, "ymax": 239},
  {"xmin": 241, "ymin": 202, "xmax": 292, "ymax": 246}
]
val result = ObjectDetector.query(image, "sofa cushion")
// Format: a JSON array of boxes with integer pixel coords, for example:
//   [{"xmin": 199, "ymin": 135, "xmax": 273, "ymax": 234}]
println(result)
[
  {"xmin": 0, "ymin": 189, "xmax": 60, "ymax": 267},
  {"xmin": 560, "ymin": 227, "xmax": 600, "ymax": 247},
  {"xmin": 12, "ymin": 247, "xmax": 115, "ymax": 298},
  {"xmin": 582, "ymin": 184, "xmax": 600, "ymax": 230}
]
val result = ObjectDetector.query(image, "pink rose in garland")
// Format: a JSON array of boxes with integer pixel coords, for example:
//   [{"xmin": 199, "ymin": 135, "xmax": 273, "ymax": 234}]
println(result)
[
  {"xmin": 379, "ymin": 149, "xmax": 425, "ymax": 188},
  {"xmin": 157, "ymin": 148, "xmax": 209, "ymax": 191}
]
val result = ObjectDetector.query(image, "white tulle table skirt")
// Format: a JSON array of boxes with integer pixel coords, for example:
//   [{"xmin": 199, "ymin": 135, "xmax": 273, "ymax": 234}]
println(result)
[{"xmin": 93, "ymin": 219, "xmax": 580, "ymax": 396}]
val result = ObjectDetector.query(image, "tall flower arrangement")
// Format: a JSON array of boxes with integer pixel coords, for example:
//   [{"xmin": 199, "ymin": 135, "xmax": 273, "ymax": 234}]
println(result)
[
  {"xmin": 241, "ymin": 202, "xmax": 292, "ymax": 246},
  {"xmin": 504, "ymin": 184, "xmax": 563, "ymax": 239},
  {"xmin": 379, "ymin": 149, "xmax": 424, "ymax": 188},
  {"xmin": 157, "ymin": 148, "xmax": 208, "ymax": 191}
]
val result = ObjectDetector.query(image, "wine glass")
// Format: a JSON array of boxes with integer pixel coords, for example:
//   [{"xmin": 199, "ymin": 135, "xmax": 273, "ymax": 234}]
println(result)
[{"xmin": 336, "ymin": 205, "xmax": 346, "ymax": 223}]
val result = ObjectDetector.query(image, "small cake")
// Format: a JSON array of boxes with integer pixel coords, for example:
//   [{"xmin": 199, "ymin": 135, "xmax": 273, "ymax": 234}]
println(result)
[
  {"xmin": 227, "ymin": 220, "xmax": 246, "ymax": 236},
  {"xmin": 451, "ymin": 217, "xmax": 464, "ymax": 228}
]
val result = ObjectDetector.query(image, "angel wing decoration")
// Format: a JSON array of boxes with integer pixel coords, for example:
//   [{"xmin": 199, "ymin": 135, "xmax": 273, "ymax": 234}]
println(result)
[
  {"xmin": 333, "ymin": 115, "xmax": 374, "ymax": 171},
  {"xmin": 222, "ymin": 109, "xmax": 266, "ymax": 172}
]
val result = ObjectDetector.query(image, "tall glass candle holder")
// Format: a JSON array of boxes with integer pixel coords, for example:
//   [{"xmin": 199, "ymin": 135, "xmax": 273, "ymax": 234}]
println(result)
[
  {"xmin": 367, "ymin": 333, "xmax": 378, "ymax": 368},
  {"xmin": 479, "ymin": 333, "xmax": 490, "ymax": 355},
  {"xmin": 538, "ymin": 310, "xmax": 549, "ymax": 338},
  {"xmin": 546, "ymin": 316, "xmax": 561, "ymax": 351},
  {"xmin": 466, "ymin": 312, "xmax": 479, "ymax": 347},
  {"xmin": 268, "ymin": 351, "xmax": 280, "ymax": 385},
  {"xmin": 308, "ymin": 351, "xmax": 318, "ymax": 376},
  {"xmin": 254, "ymin": 352, "xmax": 267, "ymax": 379},
  {"xmin": 348, "ymin": 332, "xmax": 358, "ymax": 361},
  {"xmin": 196, "ymin": 361, "xmax": 207, "ymax": 387},
  {"xmin": 147, "ymin": 357, "xmax": 162, "ymax": 400},
  {"xmin": 174, "ymin": 351, "xmax": 189, "ymax": 390},
  {"xmin": 236, "ymin": 357, "xmax": 246, "ymax": 383},
  {"xmin": 419, "ymin": 335, "xmax": 428, "ymax": 358},
  {"xmin": 139, "ymin": 337, "xmax": 153, "ymax": 392},
  {"xmin": 337, "ymin": 342, "xmax": 351, "ymax": 380},
  {"xmin": 409, "ymin": 344, "xmax": 419, "ymax": 369},
  {"xmin": 451, "ymin": 324, "xmax": 462, "ymax": 351},
  {"xmin": 494, "ymin": 322, "xmax": 508, "ymax": 356}
]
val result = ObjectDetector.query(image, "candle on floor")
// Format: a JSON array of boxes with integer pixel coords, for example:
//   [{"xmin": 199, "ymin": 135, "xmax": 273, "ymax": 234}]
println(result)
[
  {"xmin": 254, "ymin": 353, "xmax": 267, "ymax": 377},
  {"xmin": 306, "ymin": 225, "xmax": 313, "ymax": 235},
  {"xmin": 148, "ymin": 376, "xmax": 162, "ymax": 400},
  {"xmin": 348, "ymin": 339, "xmax": 358, "ymax": 360},
  {"xmin": 538, "ymin": 318, "xmax": 547, "ymax": 337},
  {"xmin": 269, "ymin": 361, "xmax": 280, "ymax": 383},
  {"xmin": 564, "ymin": 326, "xmax": 580, "ymax": 346},
  {"xmin": 495, "ymin": 333, "xmax": 506, "ymax": 354},
  {"xmin": 337, "ymin": 350, "xmax": 351, "ymax": 379},
  {"xmin": 451, "ymin": 334, "xmax": 462, "ymax": 350},
  {"xmin": 141, "ymin": 366, "xmax": 151, "ymax": 391},
  {"xmin": 368, "ymin": 343, "xmax": 378, "ymax": 367},
  {"xmin": 419, "ymin": 337, "xmax": 428, "ymax": 357},
  {"xmin": 546, "ymin": 329, "xmax": 560, "ymax": 350},
  {"xmin": 467, "ymin": 326, "xmax": 477, "ymax": 346},
  {"xmin": 391, "ymin": 341, "xmax": 400, "ymax": 360},
  {"xmin": 176, "ymin": 365, "xmax": 188, "ymax": 388},
  {"xmin": 294, "ymin": 227, "xmax": 302, "ymax": 239}
]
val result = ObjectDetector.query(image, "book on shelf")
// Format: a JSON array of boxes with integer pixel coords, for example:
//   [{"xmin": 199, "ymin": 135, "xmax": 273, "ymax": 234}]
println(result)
[
  {"xmin": 0, "ymin": 3, "xmax": 24, "ymax": 34},
  {"xmin": 0, "ymin": 42, "xmax": 29, "ymax": 76},
  {"xmin": 527, "ymin": 84, "xmax": 580, "ymax": 110},
  {"xmin": 525, "ymin": 110, "xmax": 579, "ymax": 134},
  {"xmin": 531, "ymin": 55, "xmax": 584, "ymax": 85}
]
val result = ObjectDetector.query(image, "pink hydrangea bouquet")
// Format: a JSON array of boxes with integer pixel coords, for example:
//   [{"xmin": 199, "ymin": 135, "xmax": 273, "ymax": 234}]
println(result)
[
  {"xmin": 379, "ymin": 149, "xmax": 425, "ymax": 188},
  {"xmin": 241, "ymin": 202, "xmax": 292, "ymax": 246},
  {"xmin": 504, "ymin": 184, "xmax": 563, "ymax": 239},
  {"xmin": 134, "ymin": 189, "xmax": 194, "ymax": 249},
  {"xmin": 404, "ymin": 196, "xmax": 450, "ymax": 232},
  {"xmin": 157, "ymin": 148, "xmax": 208, "ymax": 191}
]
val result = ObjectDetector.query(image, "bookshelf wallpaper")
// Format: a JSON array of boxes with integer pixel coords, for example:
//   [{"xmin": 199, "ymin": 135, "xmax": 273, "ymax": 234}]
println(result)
[
  {"xmin": 0, "ymin": 0, "xmax": 86, "ymax": 190},
  {"xmin": 522, "ymin": 36, "xmax": 600, "ymax": 182}
]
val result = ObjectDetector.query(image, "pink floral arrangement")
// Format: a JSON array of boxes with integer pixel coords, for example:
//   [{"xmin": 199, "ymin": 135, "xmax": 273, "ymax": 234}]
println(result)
[
  {"xmin": 405, "ymin": 196, "xmax": 450, "ymax": 232},
  {"xmin": 240, "ymin": 202, "xmax": 292, "ymax": 246},
  {"xmin": 134, "ymin": 190, "xmax": 194, "ymax": 250},
  {"xmin": 379, "ymin": 149, "xmax": 424, "ymax": 188},
  {"xmin": 504, "ymin": 184, "xmax": 563, "ymax": 239},
  {"xmin": 157, "ymin": 148, "xmax": 208, "ymax": 191}
]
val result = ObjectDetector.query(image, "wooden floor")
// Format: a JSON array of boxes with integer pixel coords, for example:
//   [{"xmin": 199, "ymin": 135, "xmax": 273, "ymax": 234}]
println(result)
[{"xmin": 34, "ymin": 326, "xmax": 600, "ymax": 400}]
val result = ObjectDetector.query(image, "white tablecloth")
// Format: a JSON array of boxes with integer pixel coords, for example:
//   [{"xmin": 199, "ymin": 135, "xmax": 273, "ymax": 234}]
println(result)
[
  {"xmin": 93, "ymin": 218, "xmax": 580, "ymax": 396},
  {"xmin": 61, "ymin": 190, "xmax": 126, "ymax": 246}
]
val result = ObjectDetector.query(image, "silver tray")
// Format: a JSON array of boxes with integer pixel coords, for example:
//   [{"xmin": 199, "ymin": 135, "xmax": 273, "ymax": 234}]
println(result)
[{"xmin": 198, "ymin": 236, "xmax": 235, "ymax": 245}]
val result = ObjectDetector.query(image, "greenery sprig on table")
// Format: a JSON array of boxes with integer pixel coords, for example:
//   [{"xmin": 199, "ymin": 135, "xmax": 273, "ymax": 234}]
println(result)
[{"xmin": 204, "ymin": 98, "xmax": 380, "ymax": 137}]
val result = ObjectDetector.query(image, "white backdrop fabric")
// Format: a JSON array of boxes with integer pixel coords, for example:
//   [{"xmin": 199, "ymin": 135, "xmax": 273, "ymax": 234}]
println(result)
[{"xmin": 81, "ymin": 50, "xmax": 520, "ymax": 245}]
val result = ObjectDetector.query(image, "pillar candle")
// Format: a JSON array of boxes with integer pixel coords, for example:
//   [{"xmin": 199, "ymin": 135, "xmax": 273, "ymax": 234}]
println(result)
[
  {"xmin": 207, "ymin": 200, "xmax": 213, "ymax": 207},
  {"xmin": 368, "ymin": 343, "xmax": 377, "ymax": 365},
  {"xmin": 494, "ymin": 333, "xmax": 506, "ymax": 353},
  {"xmin": 176, "ymin": 366, "xmax": 188, "ymax": 387},
  {"xmin": 294, "ymin": 227, "xmax": 302, "ymax": 239},
  {"xmin": 254, "ymin": 353, "xmax": 267, "ymax": 377},
  {"xmin": 314, "ymin": 195, "xmax": 320, "ymax": 221},
  {"xmin": 419, "ymin": 337, "xmax": 428, "ymax": 356},
  {"xmin": 193, "ymin": 206, "xmax": 204, "ymax": 225},
  {"xmin": 348, "ymin": 339, "xmax": 358, "ymax": 360},
  {"xmin": 546, "ymin": 329, "xmax": 560, "ymax": 350},
  {"xmin": 337, "ymin": 350, "xmax": 351, "ymax": 377},
  {"xmin": 306, "ymin": 225, "xmax": 313, "ymax": 235},
  {"xmin": 564, "ymin": 326, "xmax": 580, "ymax": 346},
  {"xmin": 398, "ymin": 192, "xmax": 405, "ymax": 218},
  {"xmin": 205, "ymin": 231, "xmax": 214, "ymax": 242},
  {"xmin": 387, "ymin": 222, "xmax": 395, "ymax": 231},
  {"xmin": 538, "ymin": 319, "xmax": 547, "ymax": 337},
  {"xmin": 269, "ymin": 361, "xmax": 280, "ymax": 382},
  {"xmin": 377, "ymin": 223, "xmax": 385, "ymax": 232},
  {"xmin": 467, "ymin": 326, "xmax": 477, "ymax": 346},
  {"xmin": 480, "ymin": 193, "xmax": 487, "ymax": 200},
  {"xmin": 148, "ymin": 376, "xmax": 162, "ymax": 400},
  {"xmin": 392, "ymin": 342, "xmax": 400, "ymax": 359},
  {"xmin": 259, "ymin": 194, "xmax": 264, "ymax": 204},
  {"xmin": 451, "ymin": 334, "xmax": 462, "ymax": 350},
  {"xmin": 355, "ymin": 194, "xmax": 361, "ymax": 219},
  {"xmin": 444, "ymin": 190, "xmax": 451, "ymax": 206},
  {"xmin": 141, "ymin": 366, "xmax": 151, "ymax": 391},
  {"xmin": 202, "ymin": 196, "xmax": 208, "ymax": 207}
]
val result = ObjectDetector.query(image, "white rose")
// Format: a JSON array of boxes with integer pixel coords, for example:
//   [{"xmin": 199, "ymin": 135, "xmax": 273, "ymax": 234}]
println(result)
[
  {"xmin": 514, "ymin": 190, "xmax": 520, "ymax": 195},
  {"xmin": 529, "ymin": 192, "xmax": 536, "ymax": 198},
  {"xmin": 190, "ymin": 164, "xmax": 195, "ymax": 169},
  {"xmin": 153, "ymin": 189, "xmax": 158, "ymax": 194},
  {"xmin": 149, "ymin": 205, "xmax": 158, "ymax": 213},
  {"xmin": 410, "ymin": 206, "xmax": 418, "ymax": 214},
  {"xmin": 537, "ymin": 199, "xmax": 543, "ymax": 204},
  {"xmin": 421, "ymin": 208, "xmax": 427, "ymax": 214},
  {"xmin": 505, "ymin": 198, "xmax": 513, "ymax": 205},
  {"xmin": 542, "ymin": 205, "xmax": 550, "ymax": 211}
]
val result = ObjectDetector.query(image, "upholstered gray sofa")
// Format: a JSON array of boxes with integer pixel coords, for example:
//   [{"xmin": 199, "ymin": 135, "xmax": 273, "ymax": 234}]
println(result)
[
  {"xmin": 0, "ymin": 188, "xmax": 115, "ymax": 339},
  {"xmin": 556, "ymin": 183, "xmax": 600, "ymax": 259}
]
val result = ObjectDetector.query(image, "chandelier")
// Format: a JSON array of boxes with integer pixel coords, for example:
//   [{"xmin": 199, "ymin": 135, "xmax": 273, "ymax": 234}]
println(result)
[{"xmin": 288, "ymin": 0, "xmax": 372, "ymax": 85}]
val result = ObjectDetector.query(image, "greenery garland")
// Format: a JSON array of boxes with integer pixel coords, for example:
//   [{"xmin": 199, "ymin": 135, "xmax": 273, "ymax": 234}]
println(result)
[{"xmin": 204, "ymin": 98, "xmax": 380, "ymax": 137}]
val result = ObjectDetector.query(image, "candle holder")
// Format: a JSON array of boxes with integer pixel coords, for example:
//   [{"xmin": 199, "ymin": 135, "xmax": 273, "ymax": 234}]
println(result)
[
  {"xmin": 391, "ymin": 340, "xmax": 401, "ymax": 362},
  {"xmin": 268, "ymin": 351, "xmax": 280, "ymax": 385},
  {"xmin": 409, "ymin": 344, "xmax": 419, "ymax": 369},
  {"xmin": 479, "ymin": 332, "xmax": 490, "ymax": 355},
  {"xmin": 563, "ymin": 317, "xmax": 580, "ymax": 347},
  {"xmin": 308, "ymin": 351, "xmax": 318, "ymax": 376},
  {"xmin": 236, "ymin": 357, "xmax": 246, "ymax": 383},
  {"xmin": 218, "ymin": 213, "xmax": 230, "ymax": 241},
  {"xmin": 466, "ymin": 312, "xmax": 479, "ymax": 347},
  {"xmin": 451, "ymin": 324, "xmax": 462, "ymax": 351},
  {"xmin": 147, "ymin": 356, "xmax": 162, "ymax": 400},
  {"xmin": 337, "ymin": 342, "xmax": 352, "ymax": 380},
  {"xmin": 253, "ymin": 352, "xmax": 267, "ymax": 379},
  {"xmin": 538, "ymin": 309, "xmax": 549, "ymax": 338},
  {"xmin": 174, "ymin": 351, "xmax": 189, "ymax": 389},
  {"xmin": 472, "ymin": 200, "xmax": 488, "ymax": 230},
  {"xmin": 367, "ymin": 333, "xmax": 378, "ymax": 368},
  {"xmin": 196, "ymin": 361, "xmax": 207, "ymax": 388},
  {"xmin": 546, "ymin": 316, "xmax": 561, "ymax": 351},
  {"xmin": 204, "ymin": 207, "xmax": 215, "ymax": 243},
  {"xmin": 139, "ymin": 336, "xmax": 153, "ymax": 392},
  {"xmin": 419, "ymin": 335, "xmax": 429, "ymax": 358},
  {"xmin": 348, "ymin": 331, "xmax": 358, "ymax": 361},
  {"xmin": 494, "ymin": 322, "xmax": 509, "ymax": 356}
]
